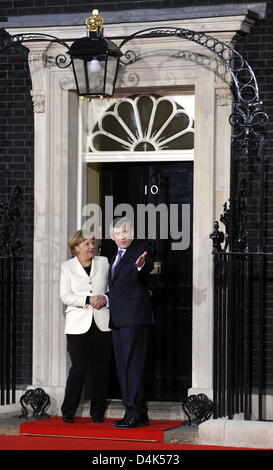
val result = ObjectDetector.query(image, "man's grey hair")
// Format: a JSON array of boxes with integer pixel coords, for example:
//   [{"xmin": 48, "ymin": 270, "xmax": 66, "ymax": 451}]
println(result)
[{"xmin": 109, "ymin": 217, "xmax": 134, "ymax": 236}]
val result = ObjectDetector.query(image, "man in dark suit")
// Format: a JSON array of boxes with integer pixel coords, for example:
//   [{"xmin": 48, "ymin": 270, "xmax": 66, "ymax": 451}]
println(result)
[{"xmin": 107, "ymin": 217, "xmax": 154, "ymax": 428}]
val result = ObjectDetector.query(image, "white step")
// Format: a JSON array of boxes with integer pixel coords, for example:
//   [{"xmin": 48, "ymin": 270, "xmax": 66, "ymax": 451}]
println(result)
[{"xmin": 77, "ymin": 399, "xmax": 186, "ymax": 421}]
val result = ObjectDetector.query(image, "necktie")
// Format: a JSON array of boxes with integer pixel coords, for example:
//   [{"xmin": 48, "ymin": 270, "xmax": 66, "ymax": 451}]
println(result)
[{"xmin": 111, "ymin": 249, "xmax": 123, "ymax": 278}]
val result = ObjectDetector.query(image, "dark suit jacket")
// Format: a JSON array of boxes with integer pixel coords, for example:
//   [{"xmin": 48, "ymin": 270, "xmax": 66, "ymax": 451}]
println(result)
[{"xmin": 107, "ymin": 239, "xmax": 155, "ymax": 328}]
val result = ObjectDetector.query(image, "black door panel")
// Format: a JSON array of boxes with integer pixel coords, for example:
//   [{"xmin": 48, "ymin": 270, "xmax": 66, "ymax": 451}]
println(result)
[{"xmin": 101, "ymin": 161, "xmax": 193, "ymax": 401}]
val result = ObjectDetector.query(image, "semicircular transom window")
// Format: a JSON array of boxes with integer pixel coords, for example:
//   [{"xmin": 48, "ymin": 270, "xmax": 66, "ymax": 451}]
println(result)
[{"xmin": 89, "ymin": 95, "xmax": 194, "ymax": 152}]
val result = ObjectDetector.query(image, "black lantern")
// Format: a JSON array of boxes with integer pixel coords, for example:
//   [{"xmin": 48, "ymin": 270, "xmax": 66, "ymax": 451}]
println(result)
[{"xmin": 68, "ymin": 10, "xmax": 122, "ymax": 99}]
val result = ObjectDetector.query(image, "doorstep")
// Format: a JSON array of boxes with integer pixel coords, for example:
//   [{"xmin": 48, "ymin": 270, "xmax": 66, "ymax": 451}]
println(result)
[
  {"xmin": 199, "ymin": 415, "xmax": 273, "ymax": 449},
  {"xmin": 78, "ymin": 399, "xmax": 191, "ymax": 444},
  {"xmin": 77, "ymin": 399, "xmax": 186, "ymax": 421},
  {"xmin": 0, "ymin": 400, "xmax": 192, "ymax": 443}
]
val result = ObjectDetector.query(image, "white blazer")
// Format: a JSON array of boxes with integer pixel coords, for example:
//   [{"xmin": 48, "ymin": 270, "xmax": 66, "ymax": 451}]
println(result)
[{"xmin": 60, "ymin": 255, "xmax": 110, "ymax": 334}]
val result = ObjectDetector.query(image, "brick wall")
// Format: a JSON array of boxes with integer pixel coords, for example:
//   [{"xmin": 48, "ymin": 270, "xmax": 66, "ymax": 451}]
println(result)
[
  {"xmin": 1, "ymin": 0, "xmax": 273, "ymax": 389},
  {"xmin": 235, "ymin": 3, "xmax": 273, "ymax": 391},
  {"xmin": 0, "ymin": 28, "xmax": 33, "ymax": 387}
]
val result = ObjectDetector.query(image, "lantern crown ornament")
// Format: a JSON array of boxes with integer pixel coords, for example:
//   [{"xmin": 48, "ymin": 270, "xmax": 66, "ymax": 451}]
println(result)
[
  {"xmin": 67, "ymin": 9, "xmax": 122, "ymax": 99},
  {"xmin": 86, "ymin": 9, "xmax": 104, "ymax": 35}
]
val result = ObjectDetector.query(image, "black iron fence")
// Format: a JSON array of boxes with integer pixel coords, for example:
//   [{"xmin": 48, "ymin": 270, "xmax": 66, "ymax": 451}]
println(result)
[
  {"xmin": 210, "ymin": 59, "xmax": 269, "ymax": 418},
  {"xmin": 0, "ymin": 257, "xmax": 18, "ymax": 405},
  {"xmin": 211, "ymin": 234, "xmax": 270, "ymax": 420},
  {"xmin": 212, "ymin": 250, "xmax": 251, "ymax": 420},
  {"xmin": 0, "ymin": 186, "xmax": 23, "ymax": 406}
]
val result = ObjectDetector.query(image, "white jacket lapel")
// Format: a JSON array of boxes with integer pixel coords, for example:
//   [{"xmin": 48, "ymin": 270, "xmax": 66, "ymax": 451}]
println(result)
[
  {"xmin": 89, "ymin": 256, "xmax": 97, "ymax": 280},
  {"xmin": 73, "ymin": 256, "xmax": 91, "ymax": 279}
]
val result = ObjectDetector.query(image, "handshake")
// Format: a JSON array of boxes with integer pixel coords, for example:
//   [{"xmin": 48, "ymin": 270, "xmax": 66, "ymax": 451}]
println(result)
[{"xmin": 89, "ymin": 295, "xmax": 107, "ymax": 310}]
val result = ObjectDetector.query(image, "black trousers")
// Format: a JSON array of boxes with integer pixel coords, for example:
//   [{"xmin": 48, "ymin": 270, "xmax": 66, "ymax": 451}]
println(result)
[
  {"xmin": 112, "ymin": 325, "xmax": 150, "ymax": 421},
  {"xmin": 61, "ymin": 321, "xmax": 111, "ymax": 419}
]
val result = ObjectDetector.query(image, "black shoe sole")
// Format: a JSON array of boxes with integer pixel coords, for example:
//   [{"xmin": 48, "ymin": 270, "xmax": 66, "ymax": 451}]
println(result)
[
  {"xmin": 62, "ymin": 416, "xmax": 74, "ymax": 423},
  {"xmin": 112, "ymin": 419, "xmax": 149, "ymax": 426}
]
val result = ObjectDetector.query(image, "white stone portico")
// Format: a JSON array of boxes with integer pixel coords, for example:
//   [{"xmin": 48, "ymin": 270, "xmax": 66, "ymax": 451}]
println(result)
[{"xmin": 6, "ymin": 14, "xmax": 253, "ymax": 415}]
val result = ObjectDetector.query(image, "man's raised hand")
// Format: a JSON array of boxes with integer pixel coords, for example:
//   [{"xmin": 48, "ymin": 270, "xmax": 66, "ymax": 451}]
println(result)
[{"xmin": 135, "ymin": 251, "xmax": 147, "ymax": 268}]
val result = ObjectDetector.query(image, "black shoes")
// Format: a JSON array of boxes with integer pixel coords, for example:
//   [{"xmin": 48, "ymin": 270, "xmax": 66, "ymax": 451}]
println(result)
[
  {"xmin": 62, "ymin": 414, "xmax": 148, "ymax": 427},
  {"xmin": 62, "ymin": 416, "xmax": 74, "ymax": 423},
  {"xmin": 92, "ymin": 417, "xmax": 104, "ymax": 423},
  {"xmin": 114, "ymin": 416, "xmax": 149, "ymax": 428},
  {"xmin": 62, "ymin": 415, "xmax": 104, "ymax": 423}
]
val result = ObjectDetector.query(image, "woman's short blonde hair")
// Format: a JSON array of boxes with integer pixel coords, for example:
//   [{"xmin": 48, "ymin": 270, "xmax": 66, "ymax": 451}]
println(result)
[{"xmin": 68, "ymin": 230, "xmax": 94, "ymax": 255}]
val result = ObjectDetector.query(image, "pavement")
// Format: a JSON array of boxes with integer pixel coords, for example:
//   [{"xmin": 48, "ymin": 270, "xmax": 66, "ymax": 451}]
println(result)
[{"xmin": 0, "ymin": 405, "xmax": 26, "ymax": 436}]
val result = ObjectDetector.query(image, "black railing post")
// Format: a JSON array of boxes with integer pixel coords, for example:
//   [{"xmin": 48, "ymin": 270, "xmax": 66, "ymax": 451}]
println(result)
[
  {"xmin": 243, "ymin": 253, "xmax": 251, "ymax": 420},
  {"xmin": 219, "ymin": 253, "xmax": 226, "ymax": 418},
  {"xmin": 212, "ymin": 251, "xmax": 219, "ymax": 418},
  {"xmin": 257, "ymin": 135, "xmax": 266, "ymax": 421},
  {"xmin": 12, "ymin": 257, "xmax": 17, "ymax": 404},
  {"xmin": 226, "ymin": 253, "xmax": 234, "ymax": 419},
  {"xmin": 0, "ymin": 258, "xmax": 4, "ymax": 405}
]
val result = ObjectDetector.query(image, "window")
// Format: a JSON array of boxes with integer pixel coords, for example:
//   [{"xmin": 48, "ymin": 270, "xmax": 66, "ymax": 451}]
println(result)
[{"xmin": 89, "ymin": 95, "xmax": 194, "ymax": 152}]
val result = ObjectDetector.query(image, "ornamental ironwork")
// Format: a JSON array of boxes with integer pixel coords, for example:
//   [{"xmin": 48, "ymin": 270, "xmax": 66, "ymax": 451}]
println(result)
[
  {"xmin": 119, "ymin": 27, "xmax": 259, "ymax": 103},
  {"xmin": 0, "ymin": 32, "xmax": 71, "ymax": 69},
  {"xmin": 182, "ymin": 394, "xmax": 213, "ymax": 426},
  {"xmin": 0, "ymin": 185, "xmax": 23, "ymax": 258},
  {"xmin": 19, "ymin": 388, "xmax": 51, "ymax": 419}
]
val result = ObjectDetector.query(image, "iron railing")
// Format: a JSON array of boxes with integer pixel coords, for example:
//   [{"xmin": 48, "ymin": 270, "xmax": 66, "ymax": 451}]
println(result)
[
  {"xmin": 0, "ymin": 186, "xmax": 23, "ymax": 405},
  {"xmin": 210, "ymin": 108, "xmax": 269, "ymax": 420},
  {"xmin": 211, "ymin": 246, "xmax": 271, "ymax": 421}
]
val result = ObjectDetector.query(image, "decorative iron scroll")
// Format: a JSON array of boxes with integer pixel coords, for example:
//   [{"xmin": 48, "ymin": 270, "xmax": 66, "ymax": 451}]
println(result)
[
  {"xmin": 0, "ymin": 185, "xmax": 23, "ymax": 257},
  {"xmin": 0, "ymin": 31, "xmax": 71, "ymax": 68},
  {"xmin": 210, "ymin": 178, "xmax": 249, "ymax": 253},
  {"xmin": 119, "ymin": 27, "xmax": 259, "ymax": 104},
  {"xmin": 210, "ymin": 221, "xmax": 225, "ymax": 253},
  {"xmin": 229, "ymin": 101, "xmax": 268, "ymax": 145},
  {"xmin": 182, "ymin": 394, "xmax": 213, "ymax": 426},
  {"xmin": 19, "ymin": 388, "xmax": 50, "ymax": 419},
  {"xmin": 210, "ymin": 201, "xmax": 232, "ymax": 253}
]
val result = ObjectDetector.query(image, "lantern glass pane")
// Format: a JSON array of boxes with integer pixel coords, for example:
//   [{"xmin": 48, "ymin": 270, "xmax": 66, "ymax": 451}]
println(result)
[
  {"xmin": 105, "ymin": 56, "xmax": 119, "ymax": 96},
  {"xmin": 73, "ymin": 58, "xmax": 87, "ymax": 95},
  {"xmin": 87, "ymin": 56, "xmax": 106, "ymax": 95}
]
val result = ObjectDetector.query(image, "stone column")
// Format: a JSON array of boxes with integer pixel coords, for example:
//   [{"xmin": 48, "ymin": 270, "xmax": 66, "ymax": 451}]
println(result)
[
  {"xmin": 188, "ymin": 66, "xmax": 216, "ymax": 399},
  {"xmin": 189, "ymin": 78, "xmax": 232, "ymax": 399},
  {"xmin": 215, "ymin": 86, "xmax": 232, "ymax": 217},
  {"xmin": 27, "ymin": 43, "xmax": 75, "ymax": 414}
]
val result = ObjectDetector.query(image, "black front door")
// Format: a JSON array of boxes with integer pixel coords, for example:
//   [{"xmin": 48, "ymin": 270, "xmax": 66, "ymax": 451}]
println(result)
[{"xmin": 101, "ymin": 161, "xmax": 193, "ymax": 401}]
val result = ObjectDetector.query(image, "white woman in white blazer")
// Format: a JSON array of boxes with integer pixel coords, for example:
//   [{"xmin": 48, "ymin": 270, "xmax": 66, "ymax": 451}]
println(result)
[
  {"xmin": 60, "ymin": 230, "xmax": 111, "ymax": 424},
  {"xmin": 60, "ymin": 255, "xmax": 110, "ymax": 334}
]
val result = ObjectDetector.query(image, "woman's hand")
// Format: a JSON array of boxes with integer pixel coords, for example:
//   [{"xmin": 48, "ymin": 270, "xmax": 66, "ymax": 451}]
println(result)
[{"xmin": 89, "ymin": 295, "xmax": 107, "ymax": 309}]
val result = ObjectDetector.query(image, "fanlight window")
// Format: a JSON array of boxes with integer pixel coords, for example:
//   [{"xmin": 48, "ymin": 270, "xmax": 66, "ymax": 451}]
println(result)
[{"xmin": 89, "ymin": 95, "xmax": 194, "ymax": 152}]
